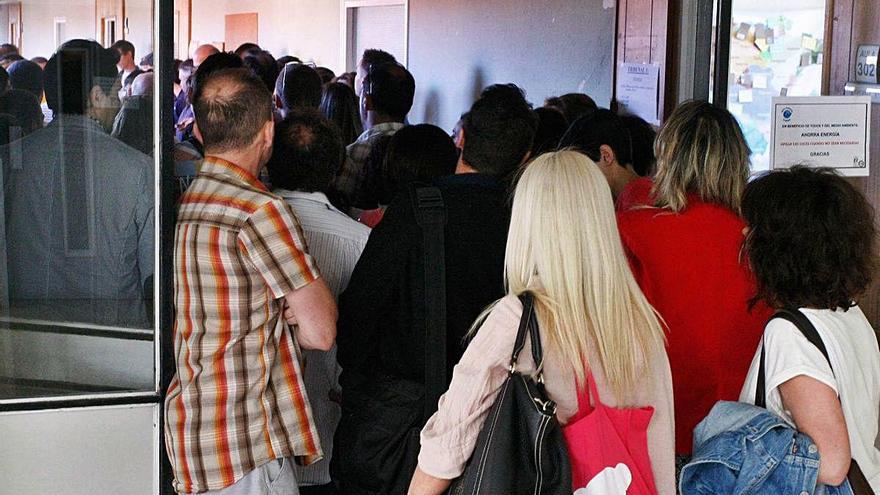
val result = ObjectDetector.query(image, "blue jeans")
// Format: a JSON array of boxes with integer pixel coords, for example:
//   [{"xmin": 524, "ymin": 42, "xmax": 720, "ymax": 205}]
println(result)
[{"xmin": 186, "ymin": 458, "xmax": 300, "ymax": 495}]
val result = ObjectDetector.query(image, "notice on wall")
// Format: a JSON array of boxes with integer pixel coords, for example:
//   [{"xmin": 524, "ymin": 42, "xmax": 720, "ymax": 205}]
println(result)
[
  {"xmin": 616, "ymin": 63, "xmax": 660, "ymax": 125},
  {"xmin": 770, "ymin": 96, "xmax": 871, "ymax": 177}
]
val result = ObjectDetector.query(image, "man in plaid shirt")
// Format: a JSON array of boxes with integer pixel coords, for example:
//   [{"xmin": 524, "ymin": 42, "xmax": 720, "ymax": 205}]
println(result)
[
  {"xmin": 332, "ymin": 58, "xmax": 414, "ymax": 211},
  {"xmin": 165, "ymin": 67, "xmax": 337, "ymax": 495}
]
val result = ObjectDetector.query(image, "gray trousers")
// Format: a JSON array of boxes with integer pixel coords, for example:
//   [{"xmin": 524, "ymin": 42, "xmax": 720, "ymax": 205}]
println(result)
[{"xmin": 188, "ymin": 458, "xmax": 300, "ymax": 495}]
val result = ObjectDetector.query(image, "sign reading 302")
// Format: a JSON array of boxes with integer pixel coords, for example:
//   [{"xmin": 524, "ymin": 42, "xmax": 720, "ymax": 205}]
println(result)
[{"xmin": 855, "ymin": 45, "xmax": 879, "ymax": 84}]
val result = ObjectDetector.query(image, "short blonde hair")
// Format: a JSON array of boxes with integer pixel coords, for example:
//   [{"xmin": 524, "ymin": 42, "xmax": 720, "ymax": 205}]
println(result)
[
  {"xmin": 652, "ymin": 100, "xmax": 751, "ymax": 213},
  {"xmin": 500, "ymin": 150, "xmax": 666, "ymax": 401}
]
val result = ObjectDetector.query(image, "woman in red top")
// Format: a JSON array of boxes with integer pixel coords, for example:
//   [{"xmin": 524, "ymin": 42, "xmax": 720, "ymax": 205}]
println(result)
[{"xmin": 616, "ymin": 101, "xmax": 772, "ymax": 459}]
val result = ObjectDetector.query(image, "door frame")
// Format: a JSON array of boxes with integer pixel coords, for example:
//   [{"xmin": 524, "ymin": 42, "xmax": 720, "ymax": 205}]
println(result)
[{"xmin": 340, "ymin": 0, "xmax": 409, "ymax": 72}]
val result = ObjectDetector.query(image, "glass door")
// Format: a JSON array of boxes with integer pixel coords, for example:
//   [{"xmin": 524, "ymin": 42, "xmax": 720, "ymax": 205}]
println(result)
[
  {"xmin": 0, "ymin": 0, "xmax": 173, "ymax": 492},
  {"xmin": 710, "ymin": 0, "xmax": 830, "ymax": 171}
]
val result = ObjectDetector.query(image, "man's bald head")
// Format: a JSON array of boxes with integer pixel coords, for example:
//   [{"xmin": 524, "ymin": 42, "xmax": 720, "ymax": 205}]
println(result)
[
  {"xmin": 193, "ymin": 68, "xmax": 273, "ymax": 154},
  {"xmin": 193, "ymin": 44, "xmax": 220, "ymax": 68},
  {"xmin": 130, "ymin": 72, "xmax": 153, "ymax": 97}
]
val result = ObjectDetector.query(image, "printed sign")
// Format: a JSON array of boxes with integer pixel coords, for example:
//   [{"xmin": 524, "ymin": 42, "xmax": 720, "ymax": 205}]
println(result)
[
  {"xmin": 770, "ymin": 96, "xmax": 871, "ymax": 177},
  {"xmin": 616, "ymin": 63, "xmax": 660, "ymax": 125},
  {"xmin": 855, "ymin": 45, "xmax": 879, "ymax": 84}
]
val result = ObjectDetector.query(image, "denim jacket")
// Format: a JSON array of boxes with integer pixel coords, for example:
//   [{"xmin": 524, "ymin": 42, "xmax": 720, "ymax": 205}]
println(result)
[{"xmin": 680, "ymin": 401, "xmax": 854, "ymax": 495}]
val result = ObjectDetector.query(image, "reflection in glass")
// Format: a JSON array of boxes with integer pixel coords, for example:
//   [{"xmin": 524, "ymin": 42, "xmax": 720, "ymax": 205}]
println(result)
[
  {"xmin": 0, "ymin": 0, "xmax": 156, "ymax": 401},
  {"xmin": 722, "ymin": 0, "xmax": 827, "ymax": 172}
]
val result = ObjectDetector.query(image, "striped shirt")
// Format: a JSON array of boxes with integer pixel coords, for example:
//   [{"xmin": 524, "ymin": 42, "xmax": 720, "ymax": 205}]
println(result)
[
  {"xmin": 275, "ymin": 189, "xmax": 370, "ymax": 486},
  {"xmin": 165, "ymin": 157, "xmax": 323, "ymax": 494}
]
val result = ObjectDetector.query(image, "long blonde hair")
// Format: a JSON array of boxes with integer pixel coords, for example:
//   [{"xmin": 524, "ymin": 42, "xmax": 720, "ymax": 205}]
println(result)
[
  {"xmin": 652, "ymin": 100, "xmax": 751, "ymax": 213},
  {"xmin": 500, "ymin": 150, "xmax": 666, "ymax": 401}
]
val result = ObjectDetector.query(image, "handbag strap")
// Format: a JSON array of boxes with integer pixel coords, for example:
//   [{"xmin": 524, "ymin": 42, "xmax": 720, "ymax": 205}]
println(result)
[
  {"xmin": 411, "ymin": 185, "xmax": 447, "ymax": 422},
  {"xmin": 510, "ymin": 293, "xmax": 545, "ymax": 378},
  {"xmin": 755, "ymin": 308, "xmax": 832, "ymax": 408}
]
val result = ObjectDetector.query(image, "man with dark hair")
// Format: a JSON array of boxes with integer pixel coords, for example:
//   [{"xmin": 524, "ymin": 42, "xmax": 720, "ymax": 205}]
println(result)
[
  {"xmin": 459, "ymin": 83, "xmax": 538, "ymax": 177},
  {"xmin": 234, "ymin": 42, "xmax": 261, "ymax": 59},
  {"xmin": 333, "ymin": 84, "xmax": 536, "ymax": 493},
  {"xmin": 7, "ymin": 59, "xmax": 42, "ymax": 100},
  {"xmin": 2, "ymin": 39, "xmax": 153, "ymax": 327},
  {"xmin": 315, "ymin": 66, "xmax": 335, "ymax": 85},
  {"xmin": 559, "ymin": 108, "xmax": 641, "ymax": 203},
  {"xmin": 166, "ymin": 68, "xmax": 337, "ymax": 495},
  {"xmin": 333, "ymin": 62, "xmax": 415, "ymax": 210},
  {"xmin": 0, "ymin": 43, "xmax": 18, "ymax": 58},
  {"xmin": 111, "ymin": 40, "xmax": 143, "ymax": 100},
  {"xmin": 0, "ymin": 52, "xmax": 23, "ymax": 69},
  {"xmin": 544, "ymin": 92, "xmax": 598, "ymax": 124},
  {"xmin": 274, "ymin": 63, "xmax": 323, "ymax": 117},
  {"xmin": 267, "ymin": 109, "xmax": 370, "ymax": 495},
  {"xmin": 353, "ymin": 48, "xmax": 396, "ymax": 97},
  {"xmin": 620, "ymin": 114, "xmax": 657, "ymax": 177},
  {"xmin": 243, "ymin": 49, "xmax": 279, "ymax": 93}
]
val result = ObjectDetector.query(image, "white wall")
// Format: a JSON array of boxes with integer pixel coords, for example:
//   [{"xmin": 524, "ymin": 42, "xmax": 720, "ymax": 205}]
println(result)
[
  {"xmin": 407, "ymin": 0, "xmax": 616, "ymax": 131},
  {"xmin": 19, "ymin": 0, "xmax": 96, "ymax": 59},
  {"xmin": 190, "ymin": 0, "xmax": 343, "ymax": 72},
  {"xmin": 126, "ymin": 0, "xmax": 154, "ymax": 62}
]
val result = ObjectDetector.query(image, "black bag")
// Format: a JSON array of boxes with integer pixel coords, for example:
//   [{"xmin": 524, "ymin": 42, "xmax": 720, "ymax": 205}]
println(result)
[
  {"xmin": 332, "ymin": 185, "xmax": 448, "ymax": 495},
  {"xmin": 755, "ymin": 308, "xmax": 875, "ymax": 495},
  {"xmin": 447, "ymin": 293, "xmax": 572, "ymax": 495}
]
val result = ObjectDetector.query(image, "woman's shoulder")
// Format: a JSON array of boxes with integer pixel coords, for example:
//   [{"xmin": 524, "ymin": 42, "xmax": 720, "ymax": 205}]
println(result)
[{"xmin": 477, "ymin": 295, "xmax": 524, "ymax": 337}]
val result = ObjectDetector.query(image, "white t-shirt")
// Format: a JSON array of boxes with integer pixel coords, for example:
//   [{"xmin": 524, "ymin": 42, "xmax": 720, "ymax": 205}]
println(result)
[{"xmin": 740, "ymin": 305, "xmax": 880, "ymax": 492}]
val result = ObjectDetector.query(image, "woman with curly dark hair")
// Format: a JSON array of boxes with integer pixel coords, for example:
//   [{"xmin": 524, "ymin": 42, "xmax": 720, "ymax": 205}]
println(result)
[{"xmin": 738, "ymin": 166, "xmax": 880, "ymax": 491}]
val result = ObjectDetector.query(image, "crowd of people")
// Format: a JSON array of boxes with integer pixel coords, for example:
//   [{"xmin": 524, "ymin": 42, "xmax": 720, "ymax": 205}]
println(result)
[
  {"xmin": 1, "ymin": 35, "xmax": 875, "ymax": 495},
  {"xmin": 163, "ymin": 40, "xmax": 880, "ymax": 495}
]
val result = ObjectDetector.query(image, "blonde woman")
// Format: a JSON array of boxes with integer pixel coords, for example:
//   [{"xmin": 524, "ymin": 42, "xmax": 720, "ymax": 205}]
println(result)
[
  {"xmin": 615, "ymin": 100, "xmax": 773, "ymax": 463},
  {"xmin": 408, "ymin": 150, "xmax": 676, "ymax": 495}
]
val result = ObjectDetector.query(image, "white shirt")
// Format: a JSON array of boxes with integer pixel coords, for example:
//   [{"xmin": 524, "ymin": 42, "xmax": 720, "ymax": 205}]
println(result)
[
  {"xmin": 740, "ymin": 305, "xmax": 880, "ymax": 491},
  {"xmin": 275, "ymin": 188, "xmax": 370, "ymax": 486}
]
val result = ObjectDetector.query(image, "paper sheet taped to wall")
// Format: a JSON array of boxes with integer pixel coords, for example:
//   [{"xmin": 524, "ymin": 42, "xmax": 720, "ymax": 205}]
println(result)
[{"xmin": 616, "ymin": 63, "xmax": 660, "ymax": 125}]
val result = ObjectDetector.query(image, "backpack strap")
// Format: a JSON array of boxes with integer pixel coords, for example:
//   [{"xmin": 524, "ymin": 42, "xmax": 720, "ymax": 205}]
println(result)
[
  {"xmin": 755, "ymin": 308, "xmax": 833, "ymax": 408},
  {"xmin": 411, "ymin": 185, "xmax": 447, "ymax": 423}
]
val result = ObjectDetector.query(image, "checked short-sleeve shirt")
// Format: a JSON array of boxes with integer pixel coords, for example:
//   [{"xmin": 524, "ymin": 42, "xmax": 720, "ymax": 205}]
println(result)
[{"xmin": 165, "ymin": 157, "xmax": 323, "ymax": 494}]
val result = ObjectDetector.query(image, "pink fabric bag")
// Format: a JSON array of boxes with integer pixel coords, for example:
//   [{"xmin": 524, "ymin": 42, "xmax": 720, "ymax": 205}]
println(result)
[{"xmin": 562, "ymin": 372, "xmax": 657, "ymax": 495}]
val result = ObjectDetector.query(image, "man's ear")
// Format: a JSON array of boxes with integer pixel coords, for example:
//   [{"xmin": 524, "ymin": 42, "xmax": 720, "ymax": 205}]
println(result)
[
  {"xmin": 598, "ymin": 144, "xmax": 616, "ymax": 166},
  {"xmin": 262, "ymin": 119, "xmax": 275, "ymax": 148},
  {"xmin": 273, "ymin": 93, "xmax": 283, "ymax": 110},
  {"xmin": 363, "ymin": 93, "xmax": 374, "ymax": 112},
  {"xmin": 455, "ymin": 127, "xmax": 466, "ymax": 150}
]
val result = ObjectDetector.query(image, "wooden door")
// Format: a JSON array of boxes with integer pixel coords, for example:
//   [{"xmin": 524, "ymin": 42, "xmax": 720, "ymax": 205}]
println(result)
[
  {"xmin": 96, "ymin": 0, "xmax": 125, "ymax": 47},
  {"xmin": 828, "ymin": 0, "xmax": 880, "ymax": 329},
  {"xmin": 8, "ymin": 2, "xmax": 21, "ymax": 51},
  {"xmin": 225, "ymin": 13, "xmax": 258, "ymax": 54},
  {"xmin": 174, "ymin": 0, "xmax": 191, "ymax": 60}
]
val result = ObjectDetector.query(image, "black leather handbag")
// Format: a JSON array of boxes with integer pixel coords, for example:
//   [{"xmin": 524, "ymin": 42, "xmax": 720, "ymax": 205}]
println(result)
[
  {"xmin": 447, "ymin": 293, "xmax": 572, "ymax": 495},
  {"xmin": 756, "ymin": 308, "xmax": 875, "ymax": 495}
]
